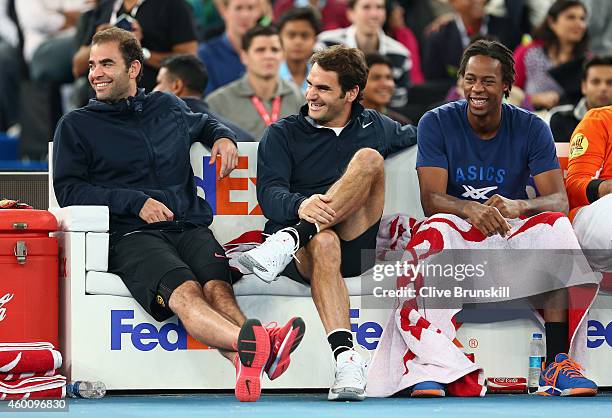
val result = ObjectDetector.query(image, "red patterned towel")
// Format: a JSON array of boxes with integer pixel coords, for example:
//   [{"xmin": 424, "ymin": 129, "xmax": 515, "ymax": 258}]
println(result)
[
  {"xmin": 0, "ymin": 375, "xmax": 66, "ymax": 399},
  {"xmin": 0, "ymin": 370, "xmax": 56, "ymax": 381},
  {"xmin": 0, "ymin": 343, "xmax": 62, "ymax": 374},
  {"xmin": 368, "ymin": 213, "xmax": 600, "ymax": 397}
]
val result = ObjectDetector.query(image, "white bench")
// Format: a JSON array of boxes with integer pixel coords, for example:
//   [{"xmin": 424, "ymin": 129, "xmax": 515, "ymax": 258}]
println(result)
[{"xmin": 49, "ymin": 142, "xmax": 612, "ymax": 390}]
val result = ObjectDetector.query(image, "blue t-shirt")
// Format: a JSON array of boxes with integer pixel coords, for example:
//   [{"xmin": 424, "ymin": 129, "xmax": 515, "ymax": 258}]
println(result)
[
  {"xmin": 198, "ymin": 34, "xmax": 245, "ymax": 96},
  {"xmin": 416, "ymin": 100, "xmax": 559, "ymax": 201}
]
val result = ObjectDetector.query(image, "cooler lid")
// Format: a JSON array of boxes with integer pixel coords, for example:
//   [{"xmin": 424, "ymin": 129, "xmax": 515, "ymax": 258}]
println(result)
[{"xmin": 0, "ymin": 210, "xmax": 57, "ymax": 232}]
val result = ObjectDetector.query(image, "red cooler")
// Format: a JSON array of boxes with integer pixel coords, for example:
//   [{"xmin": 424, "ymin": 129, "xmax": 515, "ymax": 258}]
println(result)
[{"xmin": 0, "ymin": 210, "xmax": 58, "ymax": 347}]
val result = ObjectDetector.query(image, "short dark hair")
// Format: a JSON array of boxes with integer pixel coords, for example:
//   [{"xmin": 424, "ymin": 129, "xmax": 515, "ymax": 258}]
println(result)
[
  {"xmin": 458, "ymin": 39, "xmax": 516, "ymax": 99},
  {"xmin": 311, "ymin": 45, "xmax": 368, "ymax": 100},
  {"xmin": 278, "ymin": 7, "xmax": 321, "ymax": 35},
  {"xmin": 533, "ymin": 0, "xmax": 589, "ymax": 60},
  {"xmin": 582, "ymin": 55, "xmax": 612, "ymax": 81},
  {"xmin": 365, "ymin": 52, "xmax": 392, "ymax": 71},
  {"xmin": 241, "ymin": 25, "xmax": 279, "ymax": 51},
  {"xmin": 347, "ymin": 0, "xmax": 361, "ymax": 9},
  {"xmin": 92, "ymin": 27, "xmax": 144, "ymax": 82},
  {"xmin": 160, "ymin": 54, "xmax": 209, "ymax": 93}
]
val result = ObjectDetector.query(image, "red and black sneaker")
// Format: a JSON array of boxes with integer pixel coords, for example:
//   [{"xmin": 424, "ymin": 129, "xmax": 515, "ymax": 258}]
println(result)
[
  {"xmin": 235, "ymin": 319, "xmax": 271, "ymax": 402},
  {"xmin": 265, "ymin": 317, "xmax": 306, "ymax": 380}
]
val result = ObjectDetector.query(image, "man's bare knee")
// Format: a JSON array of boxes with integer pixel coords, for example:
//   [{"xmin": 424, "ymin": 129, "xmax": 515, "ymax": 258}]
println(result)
[
  {"xmin": 352, "ymin": 148, "xmax": 384, "ymax": 176},
  {"xmin": 203, "ymin": 279, "xmax": 233, "ymax": 295},
  {"xmin": 308, "ymin": 230, "xmax": 341, "ymax": 261},
  {"xmin": 168, "ymin": 280, "xmax": 201, "ymax": 313}
]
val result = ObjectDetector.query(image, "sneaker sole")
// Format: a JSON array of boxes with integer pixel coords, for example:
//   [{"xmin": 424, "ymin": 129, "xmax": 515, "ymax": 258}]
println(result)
[
  {"xmin": 411, "ymin": 389, "xmax": 446, "ymax": 398},
  {"xmin": 536, "ymin": 386, "xmax": 597, "ymax": 397},
  {"xmin": 267, "ymin": 317, "xmax": 306, "ymax": 380},
  {"xmin": 560, "ymin": 388, "xmax": 598, "ymax": 397},
  {"xmin": 328, "ymin": 388, "xmax": 366, "ymax": 401},
  {"xmin": 235, "ymin": 319, "xmax": 270, "ymax": 402},
  {"xmin": 237, "ymin": 254, "xmax": 276, "ymax": 283}
]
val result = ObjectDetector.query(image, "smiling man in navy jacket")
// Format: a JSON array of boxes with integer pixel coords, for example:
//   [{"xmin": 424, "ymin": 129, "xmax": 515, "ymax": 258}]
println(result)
[
  {"xmin": 238, "ymin": 45, "xmax": 417, "ymax": 401},
  {"xmin": 52, "ymin": 27, "xmax": 305, "ymax": 403}
]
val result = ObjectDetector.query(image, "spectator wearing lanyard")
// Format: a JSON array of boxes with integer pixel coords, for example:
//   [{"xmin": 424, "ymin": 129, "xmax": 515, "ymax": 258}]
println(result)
[{"xmin": 206, "ymin": 25, "xmax": 304, "ymax": 141}]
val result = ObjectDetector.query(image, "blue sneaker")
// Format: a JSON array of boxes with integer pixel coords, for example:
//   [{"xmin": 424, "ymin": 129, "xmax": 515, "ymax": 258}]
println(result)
[
  {"xmin": 411, "ymin": 381, "xmax": 446, "ymax": 398},
  {"xmin": 537, "ymin": 353, "xmax": 597, "ymax": 397}
]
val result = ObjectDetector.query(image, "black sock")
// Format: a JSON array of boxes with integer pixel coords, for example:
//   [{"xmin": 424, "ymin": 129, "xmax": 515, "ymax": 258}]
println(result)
[
  {"xmin": 327, "ymin": 329, "xmax": 353, "ymax": 360},
  {"xmin": 545, "ymin": 322, "xmax": 569, "ymax": 365},
  {"xmin": 287, "ymin": 220, "xmax": 318, "ymax": 249}
]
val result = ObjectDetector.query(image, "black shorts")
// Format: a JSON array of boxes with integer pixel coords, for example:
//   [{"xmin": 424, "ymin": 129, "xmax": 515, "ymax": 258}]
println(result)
[
  {"xmin": 109, "ymin": 226, "xmax": 231, "ymax": 322},
  {"xmin": 277, "ymin": 219, "xmax": 381, "ymax": 285}
]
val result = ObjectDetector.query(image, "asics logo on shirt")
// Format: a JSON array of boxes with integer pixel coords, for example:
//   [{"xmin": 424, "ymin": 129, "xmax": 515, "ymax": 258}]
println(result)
[{"xmin": 461, "ymin": 185, "xmax": 498, "ymax": 200}]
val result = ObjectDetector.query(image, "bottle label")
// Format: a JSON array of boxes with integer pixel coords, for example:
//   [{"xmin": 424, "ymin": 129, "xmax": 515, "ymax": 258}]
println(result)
[{"xmin": 529, "ymin": 356, "xmax": 544, "ymax": 369}]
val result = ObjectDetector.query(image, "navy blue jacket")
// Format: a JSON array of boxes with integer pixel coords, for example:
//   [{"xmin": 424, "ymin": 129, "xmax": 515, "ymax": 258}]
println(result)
[
  {"xmin": 258, "ymin": 103, "xmax": 417, "ymax": 229},
  {"xmin": 52, "ymin": 89, "xmax": 236, "ymax": 239}
]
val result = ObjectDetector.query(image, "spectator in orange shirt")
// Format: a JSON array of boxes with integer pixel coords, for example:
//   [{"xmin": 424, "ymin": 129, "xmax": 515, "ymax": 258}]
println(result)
[{"xmin": 565, "ymin": 105, "xmax": 612, "ymax": 271}]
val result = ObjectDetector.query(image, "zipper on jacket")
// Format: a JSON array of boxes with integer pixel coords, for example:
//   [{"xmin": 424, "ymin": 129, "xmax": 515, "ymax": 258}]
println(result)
[{"xmin": 134, "ymin": 108, "xmax": 170, "ymax": 208}]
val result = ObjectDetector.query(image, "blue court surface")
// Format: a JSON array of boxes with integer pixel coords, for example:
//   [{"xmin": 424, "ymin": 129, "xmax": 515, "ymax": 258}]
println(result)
[{"xmin": 16, "ymin": 391, "xmax": 611, "ymax": 418}]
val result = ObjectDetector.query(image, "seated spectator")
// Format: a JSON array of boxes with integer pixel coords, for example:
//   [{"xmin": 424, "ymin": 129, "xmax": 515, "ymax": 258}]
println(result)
[
  {"xmin": 278, "ymin": 7, "xmax": 320, "ymax": 94},
  {"xmin": 15, "ymin": 0, "xmax": 92, "ymax": 160},
  {"xmin": 185, "ymin": 0, "xmax": 225, "ymax": 41},
  {"xmin": 72, "ymin": 0, "xmax": 198, "ymax": 93},
  {"xmin": 513, "ymin": 0, "xmax": 588, "ymax": 110},
  {"xmin": 206, "ymin": 25, "xmax": 304, "ymax": 140},
  {"xmin": 549, "ymin": 55, "xmax": 612, "ymax": 142},
  {"xmin": 566, "ymin": 105, "xmax": 612, "ymax": 272},
  {"xmin": 273, "ymin": 0, "xmax": 349, "ymax": 32},
  {"xmin": 198, "ymin": 0, "xmax": 261, "ymax": 96},
  {"xmin": 0, "ymin": 0, "xmax": 20, "ymax": 131},
  {"xmin": 17, "ymin": 0, "xmax": 90, "ymax": 84},
  {"xmin": 317, "ymin": 0, "xmax": 411, "ymax": 108},
  {"xmin": 362, "ymin": 52, "xmax": 411, "ymax": 124},
  {"xmin": 384, "ymin": 1, "xmax": 424, "ymax": 85},
  {"xmin": 154, "ymin": 54, "xmax": 255, "ymax": 142},
  {"xmin": 422, "ymin": 0, "xmax": 520, "ymax": 85}
]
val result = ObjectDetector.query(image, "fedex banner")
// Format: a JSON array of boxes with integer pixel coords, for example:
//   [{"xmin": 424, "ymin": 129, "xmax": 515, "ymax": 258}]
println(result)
[
  {"xmin": 110, "ymin": 308, "xmax": 612, "ymax": 353},
  {"xmin": 192, "ymin": 147, "xmax": 261, "ymax": 216}
]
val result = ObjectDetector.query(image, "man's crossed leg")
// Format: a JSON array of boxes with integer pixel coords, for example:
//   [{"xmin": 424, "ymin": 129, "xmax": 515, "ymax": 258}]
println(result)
[{"xmin": 239, "ymin": 148, "xmax": 385, "ymax": 400}]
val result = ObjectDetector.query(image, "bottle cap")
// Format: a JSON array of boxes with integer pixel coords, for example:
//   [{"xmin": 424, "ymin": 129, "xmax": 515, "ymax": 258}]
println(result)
[{"xmin": 532, "ymin": 333, "xmax": 543, "ymax": 339}]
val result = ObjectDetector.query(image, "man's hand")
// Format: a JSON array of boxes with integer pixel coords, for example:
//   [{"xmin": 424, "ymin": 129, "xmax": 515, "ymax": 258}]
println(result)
[
  {"xmin": 139, "ymin": 198, "xmax": 174, "ymax": 223},
  {"xmin": 464, "ymin": 201, "xmax": 511, "ymax": 237},
  {"xmin": 210, "ymin": 138, "xmax": 238, "ymax": 179},
  {"xmin": 484, "ymin": 194, "xmax": 526, "ymax": 219},
  {"xmin": 298, "ymin": 194, "xmax": 336, "ymax": 225}
]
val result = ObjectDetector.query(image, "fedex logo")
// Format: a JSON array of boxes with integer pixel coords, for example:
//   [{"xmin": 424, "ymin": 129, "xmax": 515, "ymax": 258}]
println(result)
[
  {"xmin": 110, "ymin": 310, "xmax": 209, "ymax": 351},
  {"xmin": 194, "ymin": 155, "xmax": 262, "ymax": 216},
  {"xmin": 350, "ymin": 309, "xmax": 383, "ymax": 350},
  {"xmin": 587, "ymin": 320, "xmax": 612, "ymax": 349}
]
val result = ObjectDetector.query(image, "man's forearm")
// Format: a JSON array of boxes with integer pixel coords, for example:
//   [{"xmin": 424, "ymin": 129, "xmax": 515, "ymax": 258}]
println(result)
[
  {"xmin": 520, "ymin": 192, "xmax": 569, "ymax": 216},
  {"xmin": 424, "ymin": 192, "xmax": 476, "ymax": 218}
]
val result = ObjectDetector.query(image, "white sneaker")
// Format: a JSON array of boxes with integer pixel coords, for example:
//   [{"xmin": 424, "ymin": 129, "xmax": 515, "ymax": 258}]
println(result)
[
  {"xmin": 237, "ymin": 228, "xmax": 299, "ymax": 283},
  {"xmin": 328, "ymin": 349, "xmax": 367, "ymax": 401}
]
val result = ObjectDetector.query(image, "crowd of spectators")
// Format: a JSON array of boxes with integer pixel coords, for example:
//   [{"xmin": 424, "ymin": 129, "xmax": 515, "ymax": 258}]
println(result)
[{"xmin": 1, "ymin": 0, "xmax": 611, "ymax": 161}]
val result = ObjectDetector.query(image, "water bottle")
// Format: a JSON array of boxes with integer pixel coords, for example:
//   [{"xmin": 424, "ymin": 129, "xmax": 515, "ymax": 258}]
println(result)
[
  {"xmin": 66, "ymin": 381, "xmax": 106, "ymax": 399},
  {"xmin": 527, "ymin": 333, "xmax": 545, "ymax": 393}
]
